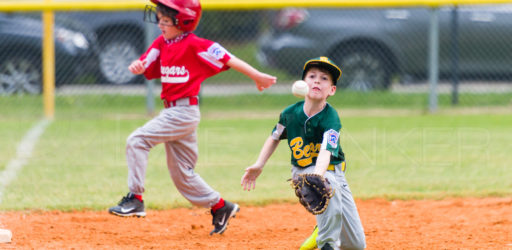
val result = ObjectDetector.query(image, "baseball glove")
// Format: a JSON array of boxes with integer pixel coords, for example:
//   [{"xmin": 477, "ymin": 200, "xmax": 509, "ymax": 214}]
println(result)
[{"xmin": 290, "ymin": 173, "xmax": 334, "ymax": 215}]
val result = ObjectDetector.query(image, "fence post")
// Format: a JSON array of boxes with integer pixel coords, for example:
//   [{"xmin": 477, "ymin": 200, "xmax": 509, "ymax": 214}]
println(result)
[
  {"xmin": 42, "ymin": 0, "xmax": 55, "ymax": 119},
  {"xmin": 450, "ymin": 6, "xmax": 460, "ymax": 105},
  {"xmin": 428, "ymin": 7, "xmax": 440, "ymax": 113}
]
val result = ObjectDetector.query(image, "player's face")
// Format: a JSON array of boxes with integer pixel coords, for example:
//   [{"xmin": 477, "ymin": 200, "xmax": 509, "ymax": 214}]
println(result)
[
  {"xmin": 156, "ymin": 13, "xmax": 182, "ymax": 40},
  {"xmin": 304, "ymin": 68, "xmax": 336, "ymax": 100}
]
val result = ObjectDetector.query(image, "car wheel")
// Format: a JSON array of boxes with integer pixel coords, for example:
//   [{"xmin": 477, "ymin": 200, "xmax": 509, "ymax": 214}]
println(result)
[
  {"xmin": 332, "ymin": 47, "xmax": 391, "ymax": 91},
  {"xmin": 0, "ymin": 56, "xmax": 41, "ymax": 95},
  {"xmin": 98, "ymin": 35, "xmax": 142, "ymax": 84}
]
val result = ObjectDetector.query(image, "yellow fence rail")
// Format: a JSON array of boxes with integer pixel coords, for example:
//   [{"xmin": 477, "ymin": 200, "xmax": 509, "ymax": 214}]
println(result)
[{"xmin": 1, "ymin": 0, "xmax": 512, "ymax": 11}]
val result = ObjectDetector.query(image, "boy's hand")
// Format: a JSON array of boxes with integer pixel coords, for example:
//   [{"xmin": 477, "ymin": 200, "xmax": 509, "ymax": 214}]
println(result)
[
  {"xmin": 241, "ymin": 164, "xmax": 264, "ymax": 191},
  {"xmin": 128, "ymin": 59, "xmax": 147, "ymax": 75},
  {"xmin": 253, "ymin": 72, "xmax": 277, "ymax": 91},
  {"xmin": 225, "ymin": 57, "xmax": 276, "ymax": 91}
]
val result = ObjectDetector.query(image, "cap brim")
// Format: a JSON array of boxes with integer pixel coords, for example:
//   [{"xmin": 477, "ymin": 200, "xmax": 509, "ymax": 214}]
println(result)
[{"xmin": 303, "ymin": 60, "xmax": 342, "ymax": 83}]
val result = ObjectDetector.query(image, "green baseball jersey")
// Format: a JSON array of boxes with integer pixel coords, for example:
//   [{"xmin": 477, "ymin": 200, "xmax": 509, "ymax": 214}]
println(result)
[{"xmin": 271, "ymin": 101, "xmax": 345, "ymax": 168}]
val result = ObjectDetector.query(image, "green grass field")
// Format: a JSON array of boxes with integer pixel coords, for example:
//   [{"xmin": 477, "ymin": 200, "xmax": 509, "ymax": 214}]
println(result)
[{"xmin": 0, "ymin": 94, "xmax": 511, "ymax": 211}]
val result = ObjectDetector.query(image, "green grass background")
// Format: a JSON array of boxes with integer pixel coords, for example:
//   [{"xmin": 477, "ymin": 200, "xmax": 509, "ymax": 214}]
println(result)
[{"xmin": 0, "ymin": 94, "xmax": 511, "ymax": 211}]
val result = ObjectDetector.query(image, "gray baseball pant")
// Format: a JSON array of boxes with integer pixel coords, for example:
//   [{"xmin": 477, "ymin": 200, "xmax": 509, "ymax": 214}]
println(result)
[{"xmin": 125, "ymin": 105, "xmax": 220, "ymax": 208}]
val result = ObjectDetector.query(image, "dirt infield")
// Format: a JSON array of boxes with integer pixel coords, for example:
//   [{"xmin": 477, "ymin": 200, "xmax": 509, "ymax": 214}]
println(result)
[{"xmin": 1, "ymin": 197, "xmax": 511, "ymax": 249}]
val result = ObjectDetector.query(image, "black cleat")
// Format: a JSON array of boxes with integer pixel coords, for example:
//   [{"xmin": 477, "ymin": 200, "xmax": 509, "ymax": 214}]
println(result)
[
  {"xmin": 321, "ymin": 244, "xmax": 334, "ymax": 250},
  {"xmin": 210, "ymin": 200, "xmax": 240, "ymax": 235},
  {"xmin": 108, "ymin": 192, "xmax": 146, "ymax": 217}
]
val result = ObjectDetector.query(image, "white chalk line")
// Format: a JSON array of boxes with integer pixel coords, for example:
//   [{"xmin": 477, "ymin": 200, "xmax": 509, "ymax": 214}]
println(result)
[{"xmin": 0, "ymin": 119, "xmax": 51, "ymax": 204}]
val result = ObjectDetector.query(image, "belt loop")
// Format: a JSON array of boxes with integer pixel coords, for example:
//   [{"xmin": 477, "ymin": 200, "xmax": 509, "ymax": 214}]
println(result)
[{"xmin": 189, "ymin": 96, "xmax": 199, "ymax": 105}]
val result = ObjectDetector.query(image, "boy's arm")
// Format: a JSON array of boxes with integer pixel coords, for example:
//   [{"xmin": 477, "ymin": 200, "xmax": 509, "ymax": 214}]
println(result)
[
  {"xmin": 313, "ymin": 149, "xmax": 332, "ymax": 176},
  {"xmin": 241, "ymin": 136, "xmax": 280, "ymax": 191},
  {"xmin": 227, "ymin": 57, "xmax": 277, "ymax": 91}
]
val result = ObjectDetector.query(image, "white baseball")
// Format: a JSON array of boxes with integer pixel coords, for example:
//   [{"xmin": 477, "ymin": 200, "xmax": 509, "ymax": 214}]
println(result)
[{"xmin": 292, "ymin": 80, "xmax": 309, "ymax": 98}]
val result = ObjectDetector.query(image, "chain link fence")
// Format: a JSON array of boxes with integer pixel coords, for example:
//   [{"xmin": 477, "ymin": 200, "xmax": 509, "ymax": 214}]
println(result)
[{"xmin": 1, "ymin": 5, "xmax": 512, "ymax": 112}]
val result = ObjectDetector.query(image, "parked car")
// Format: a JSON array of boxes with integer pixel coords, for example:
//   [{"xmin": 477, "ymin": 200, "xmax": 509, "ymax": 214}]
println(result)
[
  {"xmin": 257, "ymin": 6, "xmax": 512, "ymax": 91},
  {"xmin": 56, "ymin": 11, "xmax": 160, "ymax": 85},
  {"xmin": 0, "ymin": 13, "xmax": 97, "ymax": 95}
]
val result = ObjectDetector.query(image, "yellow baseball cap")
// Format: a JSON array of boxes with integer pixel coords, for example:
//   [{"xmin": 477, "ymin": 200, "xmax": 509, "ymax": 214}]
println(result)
[{"xmin": 302, "ymin": 56, "xmax": 342, "ymax": 85}]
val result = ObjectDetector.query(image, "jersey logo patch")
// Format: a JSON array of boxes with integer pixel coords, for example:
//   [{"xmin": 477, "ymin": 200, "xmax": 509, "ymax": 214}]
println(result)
[
  {"xmin": 198, "ymin": 43, "xmax": 228, "ymax": 69},
  {"xmin": 327, "ymin": 129, "xmax": 339, "ymax": 148},
  {"xmin": 208, "ymin": 43, "xmax": 227, "ymax": 60}
]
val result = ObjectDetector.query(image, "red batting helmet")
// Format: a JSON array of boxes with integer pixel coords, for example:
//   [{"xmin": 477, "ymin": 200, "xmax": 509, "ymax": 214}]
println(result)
[{"xmin": 151, "ymin": 0, "xmax": 202, "ymax": 32}]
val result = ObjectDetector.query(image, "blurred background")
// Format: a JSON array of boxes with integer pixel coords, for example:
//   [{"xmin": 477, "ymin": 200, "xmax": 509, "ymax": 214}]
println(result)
[
  {"xmin": 1, "ymin": 3, "xmax": 512, "ymax": 111},
  {"xmin": 1, "ymin": 1, "xmax": 511, "ymax": 212}
]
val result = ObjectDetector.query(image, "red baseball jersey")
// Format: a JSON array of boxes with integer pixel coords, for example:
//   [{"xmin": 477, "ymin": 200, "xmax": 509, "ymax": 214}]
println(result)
[{"xmin": 140, "ymin": 33, "xmax": 232, "ymax": 102}]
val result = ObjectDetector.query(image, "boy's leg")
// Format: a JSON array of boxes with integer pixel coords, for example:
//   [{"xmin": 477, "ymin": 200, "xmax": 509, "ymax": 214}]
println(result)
[
  {"xmin": 336, "ymin": 170, "xmax": 366, "ymax": 250},
  {"xmin": 110, "ymin": 110, "xmax": 183, "ymax": 217},
  {"xmin": 163, "ymin": 106, "xmax": 239, "ymax": 234},
  {"xmin": 164, "ymin": 131, "xmax": 220, "ymax": 207},
  {"xmin": 315, "ymin": 170, "xmax": 343, "ymax": 250},
  {"xmin": 165, "ymin": 129, "xmax": 239, "ymax": 234},
  {"xmin": 126, "ymin": 106, "xmax": 200, "ymax": 195},
  {"xmin": 110, "ymin": 106, "xmax": 201, "ymax": 217}
]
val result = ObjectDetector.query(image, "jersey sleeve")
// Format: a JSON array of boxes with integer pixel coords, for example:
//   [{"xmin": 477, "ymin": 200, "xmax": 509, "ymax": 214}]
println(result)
[
  {"xmin": 140, "ymin": 36, "xmax": 163, "ymax": 80},
  {"xmin": 271, "ymin": 112, "xmax": 287, "ymax": 141},
  {"xmin": 321, "ymin": 129, "xmax": 341, "ymax": 157},
  {"xmin": 320, "ymin": 107, "xmax": 342, "ymax": 157},
  {"xmin": 197, "ymin": 41, "xmax": 232, "ymax": 73}
]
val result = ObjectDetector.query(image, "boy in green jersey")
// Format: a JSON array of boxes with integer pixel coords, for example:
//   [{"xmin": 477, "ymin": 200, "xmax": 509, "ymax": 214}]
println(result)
[{"xmin": 241, "ymin": 57, "xmax": 366, "ymax": 250}]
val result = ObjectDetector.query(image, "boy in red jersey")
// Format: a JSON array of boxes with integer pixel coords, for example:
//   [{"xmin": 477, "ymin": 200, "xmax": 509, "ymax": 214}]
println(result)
[{"xmin": 108, "ymin": 0, "xmax": 276, "ymax": 235}]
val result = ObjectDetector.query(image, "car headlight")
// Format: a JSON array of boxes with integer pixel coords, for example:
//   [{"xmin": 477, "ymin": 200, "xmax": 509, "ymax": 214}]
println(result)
[{"xmin": 55, "ymin": 28, "xmax": 89, "ymax": 50}]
